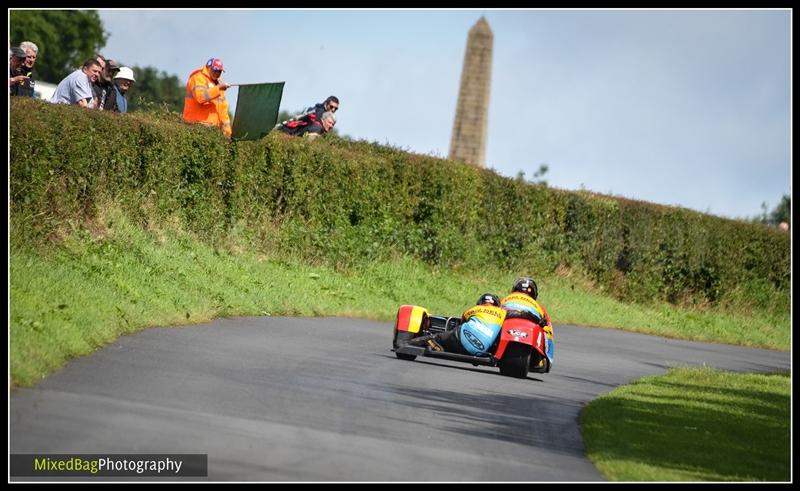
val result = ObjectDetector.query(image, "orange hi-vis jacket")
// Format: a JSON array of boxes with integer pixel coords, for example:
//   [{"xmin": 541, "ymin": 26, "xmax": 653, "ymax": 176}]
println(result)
[{"xmin": 182, "ymin": 65, "xmax": 231, "ymax": 137}]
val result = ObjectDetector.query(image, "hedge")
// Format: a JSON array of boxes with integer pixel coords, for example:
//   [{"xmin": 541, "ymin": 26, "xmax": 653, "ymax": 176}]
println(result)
[{"xmin": 10, "ymin": 98, "xmax": 790, "ymax": 312}]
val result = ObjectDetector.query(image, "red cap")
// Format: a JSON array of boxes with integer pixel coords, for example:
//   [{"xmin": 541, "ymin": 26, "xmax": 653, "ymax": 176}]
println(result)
[{"xmin": 206, "ymin": 58, "xmax": 225, "ymax": 72}]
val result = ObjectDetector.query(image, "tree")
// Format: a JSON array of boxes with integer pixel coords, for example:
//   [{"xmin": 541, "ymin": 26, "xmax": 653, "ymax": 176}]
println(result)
[
  {"xmin": 10, "ymin": 10, "xmax": 107, "ymax": 83},
  {"xmin": 770, "ymin": 195, "xmax": 791, "ymax": 226},
  {"xmin": 752, "ymin": 194, "xmax": 791, "ymax": 226},
  {"xmin": 531, "ymin": 164, "xmax": 549, "ymax": 186},
  {"xmin": 515, "ymin": 164, "xmax": 549, "ymax": 186},
  {"xmin": 277, "ymin": 109, "xmax": 296, "ymax": 124},
  {"xmin": 126, "ymin": 65, "xmax": 185, "ymax": 114}
]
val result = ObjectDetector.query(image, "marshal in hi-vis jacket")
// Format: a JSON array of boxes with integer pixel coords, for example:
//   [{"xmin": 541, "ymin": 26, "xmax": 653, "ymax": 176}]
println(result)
[{"xmin": 182, "ymin": 65, "xmax": 231, "ymax": 137}]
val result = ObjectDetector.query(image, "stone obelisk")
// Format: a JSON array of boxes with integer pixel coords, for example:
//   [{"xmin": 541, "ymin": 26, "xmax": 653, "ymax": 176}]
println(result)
[{"xmin": 449, "ymin": 17, "xmax": 493, "ymax": 168}]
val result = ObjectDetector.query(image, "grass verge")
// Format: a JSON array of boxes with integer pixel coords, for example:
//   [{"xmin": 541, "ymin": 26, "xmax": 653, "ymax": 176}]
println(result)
[
  {"xmin": 581, "ymin": 366, "xmax": 791, "ymax": 481},
  {"xmin": 10, "ymin": 208, "xmax": 789, "ymax": 387}
]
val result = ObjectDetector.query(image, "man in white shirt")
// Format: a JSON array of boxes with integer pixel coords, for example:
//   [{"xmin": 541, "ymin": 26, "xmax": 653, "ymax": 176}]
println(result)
[{"xmin": 49, "ymin": 58, "xmax": 103, "ymax": 107}]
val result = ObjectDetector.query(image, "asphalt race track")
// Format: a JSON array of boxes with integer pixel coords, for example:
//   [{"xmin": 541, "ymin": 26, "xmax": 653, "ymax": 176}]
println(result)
[{"xmin": 10, "ymin": 317, "xmax": 790, "ymax": 482}]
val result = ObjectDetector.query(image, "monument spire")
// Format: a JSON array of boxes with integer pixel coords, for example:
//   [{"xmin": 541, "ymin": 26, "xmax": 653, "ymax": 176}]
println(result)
[{"xmin": 449, "ymin": 17, "xmax": 493, "ymax": 168}]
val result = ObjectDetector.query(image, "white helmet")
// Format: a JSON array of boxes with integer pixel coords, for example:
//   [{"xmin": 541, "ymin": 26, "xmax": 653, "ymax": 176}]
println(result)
[{"xmin": 114, "ymin": 66, "xmax": 135, "ymax": 82}]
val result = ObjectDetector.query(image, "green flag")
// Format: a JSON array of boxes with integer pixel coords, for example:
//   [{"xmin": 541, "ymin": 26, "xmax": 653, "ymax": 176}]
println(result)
[{"xmin": 231, "ymin": 82, "xmax": 285, "ymax": 141}]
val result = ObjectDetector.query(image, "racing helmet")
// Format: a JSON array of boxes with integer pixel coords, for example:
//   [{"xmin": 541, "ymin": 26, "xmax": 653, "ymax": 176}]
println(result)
[
  {"xmin": 476, "ymin": 293, "xmax": 501, "ymax": 307},
  {"xmin": 512, "ymin": 277, "xmax": 538, "ymax": 300}
]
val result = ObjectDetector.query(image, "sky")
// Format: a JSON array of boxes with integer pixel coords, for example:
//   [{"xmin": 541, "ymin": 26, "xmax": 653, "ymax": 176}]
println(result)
[{"xmin": 96, "ymin": 8, "xmax": 791, "ymax": 221}]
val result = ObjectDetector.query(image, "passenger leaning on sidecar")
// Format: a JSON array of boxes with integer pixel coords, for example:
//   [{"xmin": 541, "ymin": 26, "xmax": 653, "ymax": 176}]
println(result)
[
  {"xmin": 411, "ymin": 293, "xmax": 506, "ymax": 356},
  {"xmin": 500, "ymin": 277, "xmax": 554, "ymax": 365}
]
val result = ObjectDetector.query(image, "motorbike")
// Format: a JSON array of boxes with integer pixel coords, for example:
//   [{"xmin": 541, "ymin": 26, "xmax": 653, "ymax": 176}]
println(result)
[{"xmin": 392, "ymin": 305, "xmax": 552, "ymax": 379}]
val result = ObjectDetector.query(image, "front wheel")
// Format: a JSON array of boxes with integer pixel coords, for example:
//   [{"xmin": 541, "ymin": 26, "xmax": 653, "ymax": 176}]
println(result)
[
  {"xmin": 529, "ymin": 351, "xmax": 551, "ymax": 373},
  {"xmin": 498, "ymin": 343, "xmax": 531, "ymax": 378}
]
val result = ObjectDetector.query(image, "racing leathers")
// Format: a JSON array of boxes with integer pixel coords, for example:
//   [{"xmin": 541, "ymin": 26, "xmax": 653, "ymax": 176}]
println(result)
[
  {"xmin": 410, "ymin": 304, "xmax": 506, "ymax": 356},
  {"xmin": 454, "ymin": 304, "xmax": 507, "ymax": 355},
  {"xmin": 500, "ymin": 292, "xmax": 554, "ymax": 362},
  {"xmin": 437, "ymin": 305, "xmax": 506, "ymax": 356}
]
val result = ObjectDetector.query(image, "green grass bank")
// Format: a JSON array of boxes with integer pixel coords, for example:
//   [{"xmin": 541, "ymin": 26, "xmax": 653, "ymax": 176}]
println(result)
[
  {"xmin": 11, "ymin": 204, "xmax": 789, "ymax": 387},
  {"xmin": 582, "ymin": 367, "xmax": 790, "ymax": 481}
]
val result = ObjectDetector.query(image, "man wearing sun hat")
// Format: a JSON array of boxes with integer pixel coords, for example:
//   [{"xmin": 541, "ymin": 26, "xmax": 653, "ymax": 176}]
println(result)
[
  {"xmin": 182, "ymin": 57, "xmax": 232, "ymax": 138},
  {"xmin": 108, "ymin": 66, "xmax": 136, "ymax": 113}
]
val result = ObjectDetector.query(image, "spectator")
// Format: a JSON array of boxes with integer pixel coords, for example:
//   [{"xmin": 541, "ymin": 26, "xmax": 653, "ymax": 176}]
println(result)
[
  {"xmin": 10, "ymin": 43, "xmax": 37, "ymax": 97},
  {"xmin": 49, "ymin": 58, "xmax": 103, "ymax": 107},
  {"xmin": 182, "ymin": 57, "xmax": 232, "ymax": 138},
  {"xmin": 92, "ymin": 55, "xmax": 120, "ymax": 110},
  {"xmin": 107, "ymin": 67, "xmax": 135, "ymax": 113},
  {"xmin": 301, "ymin": 95, "xmax": 339, "ymax": 122},
  {"xmin": 277, "ymin": 110, "xmax": 335, "ymax": 139},
  {"xmin": 9, "ymin": 46, "xmax": 26, "ymax": 67},
  {"xmin": 20, "ymin": 41, "xmax": 38, "ymax": 73},
  {"xmin": 9, "ymin": 46, "xmax": 33, "ymax": 97},
  {"xmin": 88, "ymin": 54, "xmax": 106, "ymax": 107},
  {"xmin": 275, "ymin": 95, "xmax": 340, "ymax": 134}
]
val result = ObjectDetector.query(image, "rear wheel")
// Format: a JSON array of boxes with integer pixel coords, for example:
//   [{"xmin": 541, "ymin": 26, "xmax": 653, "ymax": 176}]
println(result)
[
  {"xmin": 498, "ymin": 343, "xmax": 531, "ymax": 378},
  {"xmin": 393, "ymin": 331, "xmax": 417, "ymax": 361}
]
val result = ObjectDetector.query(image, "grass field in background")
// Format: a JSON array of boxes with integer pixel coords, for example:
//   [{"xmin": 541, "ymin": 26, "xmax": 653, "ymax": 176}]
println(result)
[{"xmin": 581, "ymin": 367, "xmax": 790, "ymax": 481}]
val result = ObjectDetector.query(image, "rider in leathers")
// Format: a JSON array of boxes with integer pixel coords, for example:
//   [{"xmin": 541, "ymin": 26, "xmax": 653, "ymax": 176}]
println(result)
[
  {"xmin": 412, "ymin": 293, "xmax": 506, "ymax": 356},
  {"xmin": 500, "ymin": 277, "xmax": 554, "ymax": 366}
]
